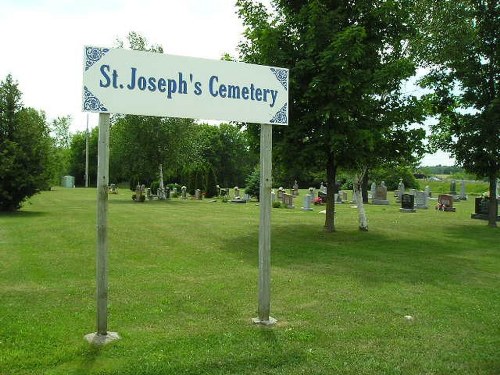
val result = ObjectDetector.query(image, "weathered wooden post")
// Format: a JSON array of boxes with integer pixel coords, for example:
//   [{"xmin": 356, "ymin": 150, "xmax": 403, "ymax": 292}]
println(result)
[
  {"xmin": 84, "ymin": 112, "xmax": 120, "ymax": 345},
  {"xmin": 252, "ymin": 123, "xmax": 276, "ymax": 325}
]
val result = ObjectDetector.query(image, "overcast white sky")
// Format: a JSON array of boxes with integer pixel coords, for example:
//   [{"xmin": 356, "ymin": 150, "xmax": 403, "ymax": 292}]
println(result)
[{"xmin": 0, "ymin": 0, "xmax": 454, "ymax": 166}]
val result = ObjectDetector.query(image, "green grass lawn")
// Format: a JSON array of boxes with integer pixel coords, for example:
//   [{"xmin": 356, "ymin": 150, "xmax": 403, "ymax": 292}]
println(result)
[{"xmin": 0, "ymin": 188, "xmax": 498, "ymax": 374}]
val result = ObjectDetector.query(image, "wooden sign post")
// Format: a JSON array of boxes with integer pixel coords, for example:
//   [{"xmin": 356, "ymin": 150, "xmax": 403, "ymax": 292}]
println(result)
[{"xmin": 252, "ymin": 123, "xmax": 276, "ymax": 325}]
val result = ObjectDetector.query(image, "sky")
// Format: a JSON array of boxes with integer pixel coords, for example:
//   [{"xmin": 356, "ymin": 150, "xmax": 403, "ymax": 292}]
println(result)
[{"xmin": 0, "ymin": 0, "xmax": 455, "ymax": 166}]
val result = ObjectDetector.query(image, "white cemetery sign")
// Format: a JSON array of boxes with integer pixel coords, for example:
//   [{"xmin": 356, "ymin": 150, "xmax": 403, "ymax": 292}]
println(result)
[
  {"xmin": 83, "ymin": 47, "xmax": 287, "ymax": 344},
  {"xmin": 83, "ymin": 46, "xmax": 288, "ymax": 125}
]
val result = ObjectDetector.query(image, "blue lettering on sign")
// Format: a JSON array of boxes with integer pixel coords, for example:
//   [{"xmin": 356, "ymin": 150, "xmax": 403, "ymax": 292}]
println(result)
[
  {"xmin": 97, "ymin": 66, "xmax": 281, "ymax": 108},
  {"xmin": 99, "ymin": 65, "xmax": 119, "ymax": 88},
  {"xmin": 208, "ymin": 75, "xmax": 278, "ymax": 107}
]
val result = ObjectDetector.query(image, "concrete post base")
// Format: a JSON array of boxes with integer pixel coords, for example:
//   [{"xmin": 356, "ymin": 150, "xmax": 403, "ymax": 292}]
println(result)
[
  {"xmin": 252, "ymin": 317, "xmax": 277, "ymax": 326},
  {"xmin": 84, "ymin": 331, "xmax": 120, "ymax": 345}
]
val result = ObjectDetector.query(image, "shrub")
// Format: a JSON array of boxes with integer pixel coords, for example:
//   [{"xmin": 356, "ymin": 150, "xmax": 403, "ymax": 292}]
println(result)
[{"xmin": 245, "ymin": 168, "xmax": 260, "ymax": 200}]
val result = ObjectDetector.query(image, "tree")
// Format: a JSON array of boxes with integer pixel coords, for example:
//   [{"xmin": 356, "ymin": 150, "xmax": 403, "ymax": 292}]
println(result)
[
  {"xmin": 110, "ymin": 115, "xmax": 197, "ymax": 186},
  {"xmin": 68, "ymin": 127, "xmax": 98, "ymax": 186},
  {"xmin": 0, "ymin": 75, "xmax": 53, "ymax": 210},
  {"xmin": 47, "ymin": 116, "xmax": 72, "ymax": 186},
  {"xmin": 413, "ymin": 0, "xmax": 499, "ymax": 227},
  {"xmin": 178, "ymin": 123, "xmax": 256, "ymax": 196},
  {"xmin": 237, "ymin": 0, "xmax": 426, "ymax": 232}
]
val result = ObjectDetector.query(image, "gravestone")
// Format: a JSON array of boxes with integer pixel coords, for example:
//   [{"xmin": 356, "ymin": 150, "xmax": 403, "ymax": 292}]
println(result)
[
  {"xmin": 109, "ymin": 184, "xmax": 118, "ymax": 194},
  {"xmin": 309, "ymin": 187, "xmax": 314, "ymax": 198},
  {"xmin": 437, "ymin": 194, "xmax": 456, "ymax": 212},
  {"xmin": 335, "ymin": 193, "xmax": 342, "ymax": 204},
  {"xmin": 234, "ymin": 186, "xmax": 240, "ymax": 198},
  {"xmin": 471, "ymin": 197, "xmax": 500, "ymax": 221},
  {"xmin": 396, "ymin": 179, "xmax": 405, "ymax": 202},
  {"xmin": 373, "ymin": 182, "xmax": 389, "ymax": 205},
  {"xmin": 409, "ymin": 188, "xmax": 416, "ymax": 196},
  {"xmin": 165, "ymin": 186, "xmax": 170, "ymax": 199},
  {"xmin": 320, "ymin": 182, "xmax": 327, "ymax": 194},
  {"xmin": 400, "ymin": 193, "xmax": 416, "ymax": 213},
  {"xmin": 181, "ymin": 186, "xmax": 187, "ymax": 199},
  {"xmin": 339, "ymin": 191, "xmax": 346, "ymax": 202},
  {"xmin": 370, "ymin": 182, "xmax": 376, "ymax": 199},
  {"xmin": 292, "ymin": 180, "xmax": 299, "ymax": 196},
  {"xmin": 271, "ymin": 190, "xmax": 276, "ymax": 203},
  {"xmin": 282, "ymin": 193, "xmax": 294, "ymax": 208},
  {"xmin": 302, "ymin": 194, "xmax": 313, "ymax": 211},
  {"xmin": 195, "ymin": 189, "xmax": 202, "ymax": 200},
  {"xmin": 449, "ymin": 180, "xmax": 457, "ymax": 195},
  {"xmin": 459, "ymin": 180, "xmax": 467, "ymax": 200},
  {"xmin": 157, "ymin": 186, "xmax": 165, "ymax": 200},
  {"xmin": 277, "ymin": 187, "xmax": 285, "ymax": 200},
  {"xmin": 133, "ymin": 184, "xmax": 145, "ymax": 202},
  {"xmin": 415, "ymin": 191, "xmax": 428, "ymax": 209},
  {"xmin": 146, "ymin": 187, "xmax": 154, "ymax": 200}
]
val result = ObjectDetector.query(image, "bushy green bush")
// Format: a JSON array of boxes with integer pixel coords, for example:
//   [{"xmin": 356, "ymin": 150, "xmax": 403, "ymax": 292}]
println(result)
[
  {"xmin": 245, "ymin": 168, "xmax": 260, "ymax": 201},
  {"xmin": 150, "ymin": 180, "xmax": 160, "ymax": 195}
]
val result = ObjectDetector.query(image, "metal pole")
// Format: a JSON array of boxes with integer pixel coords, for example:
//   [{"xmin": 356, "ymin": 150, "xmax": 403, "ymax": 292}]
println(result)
[{"xmin": 253, "ymin": 123, "xmax": 276, "ymax": 325}]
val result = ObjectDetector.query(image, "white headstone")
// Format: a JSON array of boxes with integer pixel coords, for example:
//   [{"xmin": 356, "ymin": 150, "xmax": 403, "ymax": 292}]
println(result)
[{"xmin": 302, "ymin": 194, "xmax": 313, "ymax": 211}]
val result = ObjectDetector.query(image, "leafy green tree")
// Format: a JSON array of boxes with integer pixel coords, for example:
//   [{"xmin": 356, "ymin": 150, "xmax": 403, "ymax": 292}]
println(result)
[
  {"xmin": 110, "ymin": 115, "xmax": 197, "ymax": 186},
  {"xmin": 244, "ymin": 167, "xmax": 260, "ymax": 200},
  {"xmin": 237, "ymin": 0, "xmax": 425, "ymax": 231},
  {"xmin": 413, "ymin": 0, "xmax": 499, "ymax": 227},
  {"xmin": 47, "ymin": 116, "xmax": 72, "ymax": 186},
  {"xmin": 0, "ymin": 75, "xmax": 53, "ymax": 210},
  {"xmin": 68, "ymin": 127, "xmax": 98, "ymax": 186},
  {"xmin": 179, "ymin": 123, "xmax": 256, "ymax": 196}
]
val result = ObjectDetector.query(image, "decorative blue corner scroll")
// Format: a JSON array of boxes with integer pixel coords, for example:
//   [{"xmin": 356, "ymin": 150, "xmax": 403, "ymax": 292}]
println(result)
[
  {"xmin": 270, "ymin": 67, "xmax": 288, "ymax": 90},
  {"xmin": 83, "ymin": 86, "xmax": 108, "ymax": 112},
  {"xmin": 85, "ymin": 46, "xmax": 109, "ymax": 71},
  {"xmin": 270, "ymin": 103, "xmax": 288, "ymax": 125}
]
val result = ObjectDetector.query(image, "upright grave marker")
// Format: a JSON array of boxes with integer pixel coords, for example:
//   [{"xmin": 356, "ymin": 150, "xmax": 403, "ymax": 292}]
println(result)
[{"xmin": 83, "ymin": 47, "xmax": 289, "ymax": 342}]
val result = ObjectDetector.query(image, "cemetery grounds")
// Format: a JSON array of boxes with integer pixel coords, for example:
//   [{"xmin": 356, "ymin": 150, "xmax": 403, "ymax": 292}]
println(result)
[{"xmin": 0, "ymin": 186, "xmax": 498, "ymax": 375}]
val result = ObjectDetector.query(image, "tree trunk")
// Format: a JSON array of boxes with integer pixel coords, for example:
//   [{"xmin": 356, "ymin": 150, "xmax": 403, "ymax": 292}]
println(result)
[
  {"xmin": 362, "ymin": 172, "xmax": 369, "ymax": 204},
  {"xmin": 354, "ymin": 169, "xmax": 368, "ymax": 231},
  {"xmin": 324, "ymin": 152, "xmax": 336, "ymax": 232},
  {"xmin": 488, "ymin": 175, "xmax": 497, "ymax": 228}
]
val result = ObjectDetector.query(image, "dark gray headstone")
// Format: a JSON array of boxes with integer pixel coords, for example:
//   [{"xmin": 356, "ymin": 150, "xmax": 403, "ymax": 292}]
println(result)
[{"xmin": 400, "ymin": 194, "xmax": 416, "ymax": 213}]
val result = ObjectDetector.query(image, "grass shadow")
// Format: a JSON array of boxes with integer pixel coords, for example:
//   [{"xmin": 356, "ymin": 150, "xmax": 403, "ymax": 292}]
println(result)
[
  {"xmin": 74, "ymin": 344, "xmax": 103, "ymax": 375},
  {"xmin": 219, "ymin": 221, "xmax": 498, "ymax": 287},
  {"xmin": 0, "ymin": 210, "xmax": 48, "ymax": 218}
]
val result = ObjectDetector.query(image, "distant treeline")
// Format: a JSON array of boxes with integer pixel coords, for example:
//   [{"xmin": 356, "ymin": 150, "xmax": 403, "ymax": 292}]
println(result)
[{"xmin": 422, "ymin": 165, "xmax": 463, "ymax": 175}]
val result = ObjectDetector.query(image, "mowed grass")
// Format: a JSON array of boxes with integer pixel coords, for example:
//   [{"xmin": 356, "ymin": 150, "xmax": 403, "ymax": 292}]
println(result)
[{"xmin": 0, "ymin": 188, "xmax": 498, "ymax": 375}]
